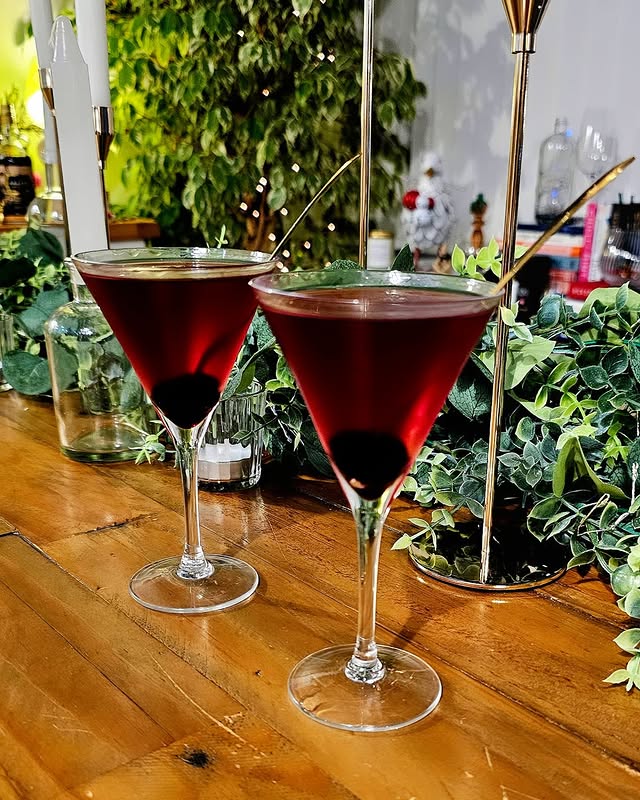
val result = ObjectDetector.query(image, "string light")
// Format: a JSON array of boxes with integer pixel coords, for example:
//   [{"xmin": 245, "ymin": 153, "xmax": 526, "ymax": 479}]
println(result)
[
  {"xmin": 259, "ymin": 177, "xmax": 268, "ymax": 186},
  {"xmin": 327, "ymin": 222, "xmax": 336, "ymax": 231},
  {"xmin": 291, "ymin": 163, "xmax": 300, "ymax": 173},
  {"xmin": 252, "ymin": 210, "xmax": 260, "ymax": 218},
  {"xmin": 237, "ymin": 30, "xmax": 245, "ymax": 38},
  {"xmin": 262, "ymin": 88, "xmax": 270, "ymax": 97},
  {"xmin": 293, "ymin": 9, "xmax": 300, "ymax": 16},
  {"xmin": 268, "ymin": 233, "xmax": 277, "ymax": 242},
  {"xmin": 317, "ymin": 52, "xmax": 325, "ymax": 61},
  {"xmin": 303, "ymin": 241, "xmax": 311, "ymax": 249},
  {"xmin": 239, "ymin": 202, "xmax": 248, "ymax": 211},
  {"xmin": 280, "ymin": 208, "xmax": 289, "ymax": 216},
  {"xmin": 327, "ymin": 53, "xmax": 336, "ymax": 63},
  {"xmin": 283, "ymin": 250, "xmax": 291, "ymax": 258},
  {"xmin": 256, "ymin": 184, "xmax": 264, "ymax": 193}
]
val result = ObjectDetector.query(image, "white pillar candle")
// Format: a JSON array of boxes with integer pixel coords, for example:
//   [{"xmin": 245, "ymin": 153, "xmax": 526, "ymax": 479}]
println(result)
[
  {"xmin": 75, "ymin": 0, "xmax": 111, "ymax": 108},
  {"xmin": 29, "ymin": 0, "xmax": 54, "ymax": 66},
  {"xmin": 50, "ymin": 16, "xmax": 108, "ymax": 254}
]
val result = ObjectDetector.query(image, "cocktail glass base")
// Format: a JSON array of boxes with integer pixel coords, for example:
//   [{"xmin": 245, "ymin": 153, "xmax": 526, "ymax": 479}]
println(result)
[
  {"xmin": 129, "ymin": 554, "xmax": 259, "ymax": 614},
  {"xmin": 288, "ymin": 644, "xmax": 442, "ymax": 732}
]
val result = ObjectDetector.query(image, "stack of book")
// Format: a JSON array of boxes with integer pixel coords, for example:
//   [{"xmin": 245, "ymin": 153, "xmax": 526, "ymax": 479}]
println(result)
[{"xmin": 511, "ymin": 203, "xmax": 612, "ymax": 300}]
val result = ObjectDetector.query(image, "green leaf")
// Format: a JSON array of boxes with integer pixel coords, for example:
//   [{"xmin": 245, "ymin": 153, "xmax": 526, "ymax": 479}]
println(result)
[
  {"xmin": 2, "ymin": 350, "xmax": 51, "ymax": 395},
  {"xmin": 500, "ymin": 307, "xmax": 517, "ymax": 326},
  {"xmin": 448, "ymin": 371, "xmax": 491, "ymax": 420},
  {"xmin": 16, "ymin": 228, "xmax": 63, "ymax": 265},
  {"xmin": 579, "ymin": 365, "xmax": 609, "ymax": 390},
  {"xmin": 536, "ymin": 295, "xmax": 561, "ymax": 329},
  {"xmin": 616, "ymin": 283, "xmax": 630, "ymax": 312},
  {"xmin": 0, "ymin": 257, "xmax": 37, "ymax": 288},
  {"xmin": 611, "ymin": 564, "xmax": 640, "ymax": 596},
  {"xmin": 529, "ymin": 497, "xmax": 561, "ymax": 520},
  {"xmin": 552, "ymin": 437, "xmax": 627, "ymax": 499},
  {"xmin": 603, "ymin": 669, "xmax": 630, "ymax": 684},
  {"xmin": 18, "ymin": 287, "xmax": 69, "ymax": 338},
  {"xmin": 515, "ymin": 416, "xmax": 535, "ymax": 442},
  {"xmin": 623, "ymin": 588, "xmax": 640, "ymax": 618},
  {"xmin": 451, "ymin": 244, "xmax": 465, "ymax": 274},
  {"xmin": 479, "ymin": 336, "xmax": 555, "ymax": 390},
  {"xmin": 391, "ymin": 245, "xmax": 414, "ymax": 273},
  {"xmin": 613, "ymin": 629, "xmax": 640, "ymax": 653}
]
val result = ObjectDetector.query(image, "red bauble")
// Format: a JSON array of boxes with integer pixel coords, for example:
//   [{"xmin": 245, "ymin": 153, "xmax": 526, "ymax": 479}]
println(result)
[{"xmin": 402, "ymin": 190, "xmax": 419, "ymax": 210}]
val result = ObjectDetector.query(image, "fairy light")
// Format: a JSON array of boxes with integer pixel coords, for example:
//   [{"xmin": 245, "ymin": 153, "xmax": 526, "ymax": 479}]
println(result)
[
  {"xmin": 303, "ymin": 241, "xmax": 311, "ymax": 250},
  {"xmin": 291, "ymin": 163, "xmax": 300, "ymax": 173},
  {"xmin": 293, "ymin": 9, "xmax": 300, "ymax": 16},
  {"xmin": 259, "ymin": 177, "xmax": 268, "ymax": 186},
  {"xmin": 256, "ymin": 184, "xmax": 264, "ymax": 193},
  {"xmin": 327, "ymin": 53, "xmax": 336, "ymax": 63},
  {"xmin": 262, "ymin": 88, "xmax": 270, "ymax": 97},
  {"xmin": 252, "ymin": 210, "xmax": 260, "ymax": 218},
  {"xmin": 237, "ymin": 30, "xmax": 245, "ymax": 38},
  {"xmin": 268, "ymin": 233, "xmax": 277, "ymax": 242},
  {"xmin": 317, "ymin": 52, "xmax": 325, "ymax": 61},
  {"xmin": 283, "ymin": 250, "xmax": 291, "ymax": 258},
  {"xmin": 325, "ymin": 261, "xmax": 332, "ymax": 267},
  {"xmin": 280, "ymin": 207, "xmax": 289, "ymax": 216},
  {"xmin": 239, "ymin": 202, "xmax": 248, "ymax": 211},
  {"xmin": 327, "ymin": 222, "xmax": 336, "ymax": 231}
]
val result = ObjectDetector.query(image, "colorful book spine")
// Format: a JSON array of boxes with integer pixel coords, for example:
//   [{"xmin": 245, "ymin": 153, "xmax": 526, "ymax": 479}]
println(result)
[{"xmin": 577, "ymin": 203, "xmax": 597, "ymax": 282}]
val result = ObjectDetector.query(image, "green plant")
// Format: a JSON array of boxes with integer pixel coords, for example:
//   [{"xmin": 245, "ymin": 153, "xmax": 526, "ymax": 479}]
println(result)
[
  {"xmin": 0, "ymin": 228, "xmax": 69, "ymax": 394},
  {"xmin": 106, "ymin": 0, "xmax": 425, "ymax": 258},
  {"xmin": 398, "ymin": 243, "xmax": 640, "ymax": 690}
]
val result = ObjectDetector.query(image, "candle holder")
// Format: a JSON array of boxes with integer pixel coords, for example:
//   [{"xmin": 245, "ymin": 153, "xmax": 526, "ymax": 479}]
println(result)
[
  {"xmin": 93, "ymin": 105, "xmax": 114, "ymax": 246},
  {"xmin": 410, "ymin": 0, "xmax": 566, "ymax": 591}
]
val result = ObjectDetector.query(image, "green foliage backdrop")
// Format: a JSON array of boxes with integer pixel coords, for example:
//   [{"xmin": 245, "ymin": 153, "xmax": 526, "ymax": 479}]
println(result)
[{"xmin": 107, "ymin": 0, "xmax": 425, "ymax": 258}]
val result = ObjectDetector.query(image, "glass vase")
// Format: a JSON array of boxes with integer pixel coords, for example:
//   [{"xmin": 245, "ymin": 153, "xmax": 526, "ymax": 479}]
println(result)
[{"xmin": 44, "ymin": 266, "xmax": 153, "ymax": 462}]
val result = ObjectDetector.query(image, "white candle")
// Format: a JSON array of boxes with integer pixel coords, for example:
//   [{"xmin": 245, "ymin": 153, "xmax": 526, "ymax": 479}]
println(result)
[
  {"xmin": 75, "ymin": 0, "xmax": 111, "ymax": 108},
  {"xmin": 29, "ymin": 0, "xmax": 54, "ymax": 67},
  {"xmin": 50, "ymin": 17, "xmax": 108, "ymax": 254},
  {"xmin": 29, "ymin": 0, "xmax": 58, "ymax": 166}
]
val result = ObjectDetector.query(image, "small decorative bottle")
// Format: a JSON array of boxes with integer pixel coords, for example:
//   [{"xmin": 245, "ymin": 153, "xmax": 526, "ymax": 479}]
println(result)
[
  {"xmin": 534, "ymin": 118, "xmax": 575, "ymax": 226},
  {"xmin": 44, "ymin": 262, "xmax": 152, "ymax": 462}
]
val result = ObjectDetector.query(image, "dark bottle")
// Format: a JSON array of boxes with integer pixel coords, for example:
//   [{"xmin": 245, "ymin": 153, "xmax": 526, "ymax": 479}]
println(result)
[{"xmin": 0, "ymin": 104, "xmax": 35, "ymax": 219}]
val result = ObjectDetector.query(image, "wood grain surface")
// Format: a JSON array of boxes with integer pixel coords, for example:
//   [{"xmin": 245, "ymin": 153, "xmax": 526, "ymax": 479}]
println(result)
[{"xmin": 0, "ymin": 393, "xmax": 638, "ymax": 800}]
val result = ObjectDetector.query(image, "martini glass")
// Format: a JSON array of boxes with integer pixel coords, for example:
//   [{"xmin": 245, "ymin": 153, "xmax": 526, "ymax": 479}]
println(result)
[
  {"xmin": 251, "ymin": 269, "xmax": 502, "ymax": 731},
  {"xmin": 73, "ymin": 247, "xmax": 277, "ymax": 614}
]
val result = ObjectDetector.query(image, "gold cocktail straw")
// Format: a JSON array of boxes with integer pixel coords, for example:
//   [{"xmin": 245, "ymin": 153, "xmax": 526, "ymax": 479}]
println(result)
[
  {"xmin": 272, "ymin": 153, "xmax": 361, "ymax": 257},
  {"xmin": 494, "ymin": 156, "xmax": 636, "ymax": 294}
]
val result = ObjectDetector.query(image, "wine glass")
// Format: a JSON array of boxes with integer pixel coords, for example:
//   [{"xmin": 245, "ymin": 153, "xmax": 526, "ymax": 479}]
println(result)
[
  {"xmin": 73, "ymin": 247, "xmax": 277, "ymax": 614},
  {"xmin": 577, "ymin": 110, "xmax": 618, "ymax": 182},
  {"xmin": 251, "ymin": 269, "xmax": 502, "ymax": 732}
]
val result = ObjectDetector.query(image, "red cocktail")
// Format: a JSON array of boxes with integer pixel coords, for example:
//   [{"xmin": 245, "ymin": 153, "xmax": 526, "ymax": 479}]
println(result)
[
  {"xmin": 251, "ymin": 269, "xmax": 502, "ymax": 731},
  {"xmin": 74, "ymin": 248, "xmax": 276, "ymax": 614}
]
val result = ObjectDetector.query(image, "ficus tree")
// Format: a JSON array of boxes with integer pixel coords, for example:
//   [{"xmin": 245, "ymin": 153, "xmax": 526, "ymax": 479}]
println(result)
[{"xmin": 106, "ymin": 0, "xmax": 425, "ymax": 260}]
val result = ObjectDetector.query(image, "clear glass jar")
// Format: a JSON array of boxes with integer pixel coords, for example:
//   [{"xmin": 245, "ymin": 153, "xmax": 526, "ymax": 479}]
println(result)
[
  {"xmin": 44, "ymin": 266, "xmax": 153, "ymax": 462},
  {"xmin": 0, "ymin": 309, "xmax": 14, "ymax": 392}
]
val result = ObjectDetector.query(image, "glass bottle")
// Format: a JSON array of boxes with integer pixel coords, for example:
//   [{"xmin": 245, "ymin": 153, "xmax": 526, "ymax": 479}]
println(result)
[
  {"xmin": 534, "ymin": 118, "xmax": 575, "ymax": 226},
  {"xmin": 0, "ymin": 104, "xmax": 35, "ymax": 220},
  {"xmin": 44, "ymin": 263, "xmax": 153, "ymax": 462}
]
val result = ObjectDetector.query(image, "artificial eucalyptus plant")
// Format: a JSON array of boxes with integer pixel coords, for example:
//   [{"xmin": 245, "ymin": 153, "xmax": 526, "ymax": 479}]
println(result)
[
  {"xmin": 395, "ymin": 243, "xmax": 640, "ymax": 691},
  {"xmin": 105, "ymin": 0, "xmax": 425, "ymax": 259}
]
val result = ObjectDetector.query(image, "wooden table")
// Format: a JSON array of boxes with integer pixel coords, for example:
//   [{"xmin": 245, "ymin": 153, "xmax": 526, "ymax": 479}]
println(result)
[{"xmin": 0, "ymin": 391, "xmax": 637, "ymax": 800}]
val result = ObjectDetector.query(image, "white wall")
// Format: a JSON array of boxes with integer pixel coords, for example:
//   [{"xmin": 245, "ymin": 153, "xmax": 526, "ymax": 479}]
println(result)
[{"xmin": 382, "ymin": 0, "xmax": 640, "ymax": 244}]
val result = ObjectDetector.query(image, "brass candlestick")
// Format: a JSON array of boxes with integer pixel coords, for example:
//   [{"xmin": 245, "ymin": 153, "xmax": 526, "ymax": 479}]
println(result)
[
  {"xmin": 359, "ymin": 0, "xmax": 375, "ymax": 267},
  {"xmin": 94, "ymin": 105, "xmax": 114, "ymax": 247},
  {"xmin": 411, "ymin": 0, "xmax": 567, "ymax": 591}
]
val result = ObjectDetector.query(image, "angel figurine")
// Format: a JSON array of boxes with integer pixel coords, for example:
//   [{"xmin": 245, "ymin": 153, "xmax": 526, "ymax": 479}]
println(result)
[{"xmin": 401, "ymin": 152, "xmax": 455, "ymax": 267}]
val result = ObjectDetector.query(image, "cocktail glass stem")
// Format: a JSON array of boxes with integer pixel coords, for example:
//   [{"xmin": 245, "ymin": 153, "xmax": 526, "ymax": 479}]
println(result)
[
  {"xmin": 164, "ymin": 416, "xmax": 214, "ymax": 581},
  {"xmin": 344, "ymin": 491, "xmax": 389, "ymax": 684}
]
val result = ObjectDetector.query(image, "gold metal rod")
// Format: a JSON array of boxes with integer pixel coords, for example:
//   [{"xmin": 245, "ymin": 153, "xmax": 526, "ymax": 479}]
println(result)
[
  {"xmin": 272, "ymin": 153, "xmax": 361, "ymax": 256},
  {"xmin": 480, "ymin": 50, "xmax": 530, "ymax": 584},
  {"xmin": 359, "ymin": 0, "xmax": 375, "ymax": 268},
  {"xmin": 494, "ymin": 156, "xmax": 636, "ymax": 294}
]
